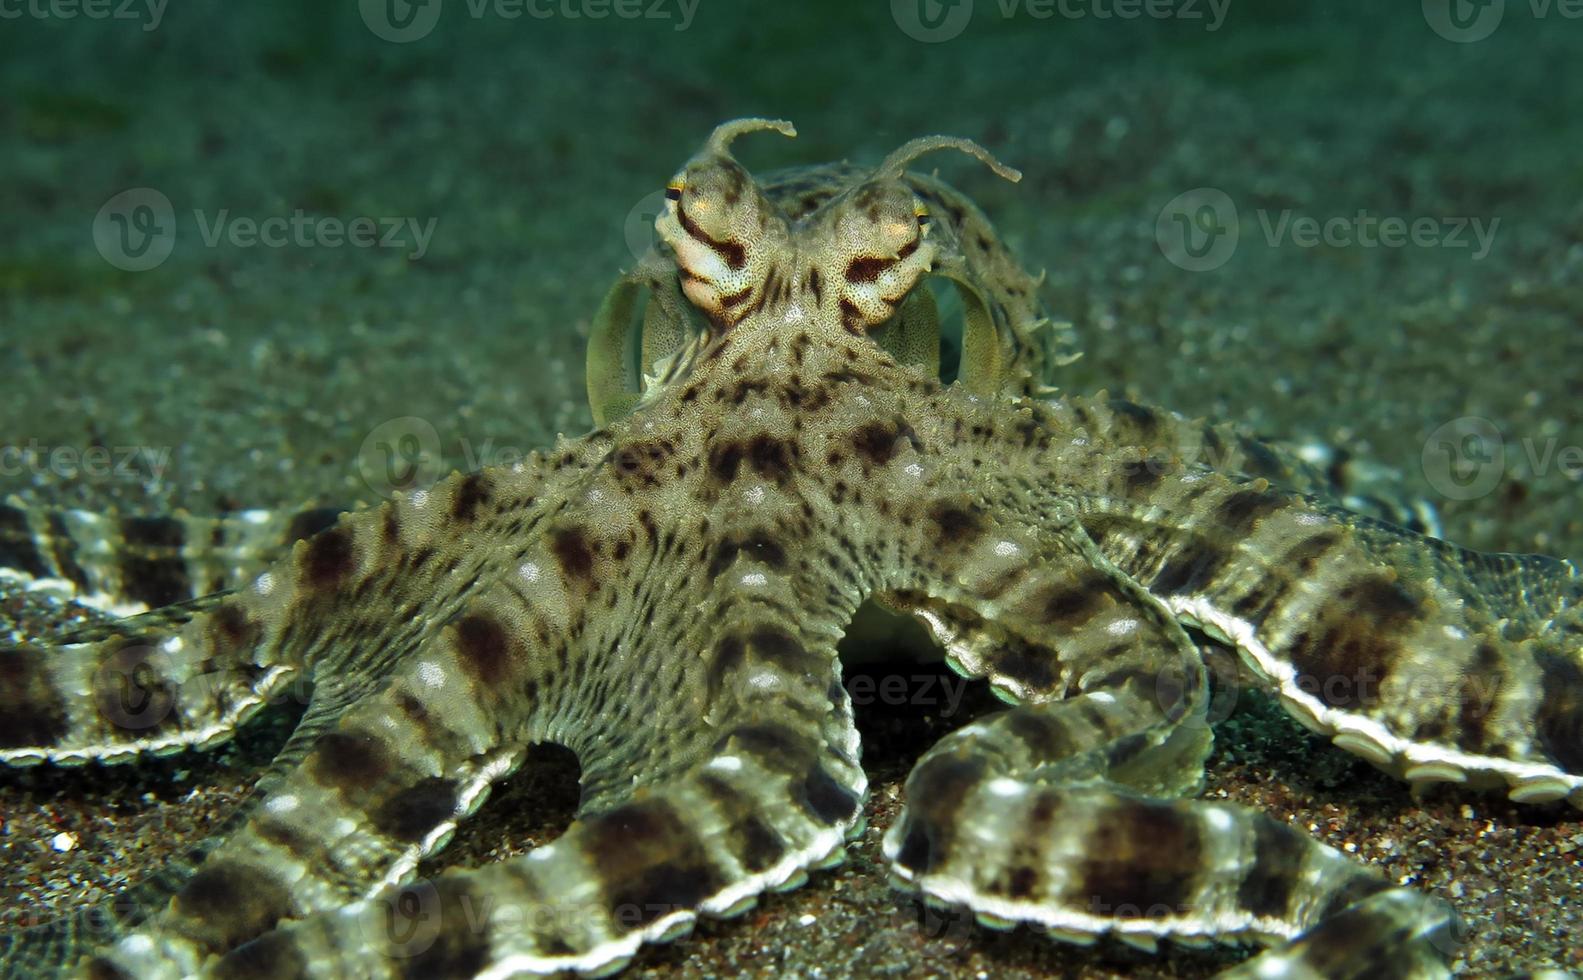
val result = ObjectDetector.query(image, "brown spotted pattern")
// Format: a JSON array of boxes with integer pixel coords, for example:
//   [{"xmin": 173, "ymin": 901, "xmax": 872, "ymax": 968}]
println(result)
[{"xmin": 0, "ymin": 121, "xmax": 1577, "ymax": 980}]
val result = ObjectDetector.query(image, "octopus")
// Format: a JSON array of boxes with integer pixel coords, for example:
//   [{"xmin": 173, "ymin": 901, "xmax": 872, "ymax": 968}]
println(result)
[{"xmin": 1, "ymin": 118, "xmax": 1579, "ymax": 979}]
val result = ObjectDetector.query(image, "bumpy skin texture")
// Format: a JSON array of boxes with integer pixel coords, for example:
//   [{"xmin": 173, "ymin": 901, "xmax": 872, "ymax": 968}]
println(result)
[{"xmin": 2, "ymin": 119, "xmax": 1580, "ymax": 979}]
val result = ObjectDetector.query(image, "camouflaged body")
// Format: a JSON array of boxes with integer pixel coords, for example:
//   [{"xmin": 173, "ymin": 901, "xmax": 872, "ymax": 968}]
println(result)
[{"xmin": 0, "ymin": 120, "xmax": 1578, "ymax": 980}]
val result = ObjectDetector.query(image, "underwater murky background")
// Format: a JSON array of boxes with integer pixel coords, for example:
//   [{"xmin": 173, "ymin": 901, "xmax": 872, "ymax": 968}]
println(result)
[{"xmin": 2, "ymin": 1, "xmax": 1580, "ymax": 975}]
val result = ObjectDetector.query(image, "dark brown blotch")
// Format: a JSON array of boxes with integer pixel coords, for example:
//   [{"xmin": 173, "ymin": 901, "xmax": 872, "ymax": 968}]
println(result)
[
  {"xmin": 0, "ymin": 649, "xmax": 71, "ymax": 749},
  {"xmin": 172, "ymin": 860, "xmax": 295, "ymax": 954},
  {"xmin": 1285, "ymin": 574, "xmax": 1422, "ymax": 711},
  {"xmin": 209, "ymin": 929, "xmax": 311, "ymax": 980},
  {"xmin": 302, "ymin": 526, "xmax": 356, "ymax": 590},
  {"xmin": 893, "ymin": 754, "xmax": 986, "ymax": 874},
  {"xmin": 845, "ymin": 255, "xmax": 897, "ymax": 284},
  {"xmin": 91, "ymin": 642, "xmax": 178, "ymax": 737},
  {"xmin": 1215, "ymin": 486, "xmax": 1286, "ymax": 534},
  {"xmin": 307, "ymin": 730, "xmax": 393, "ymax": 793},
  {"xmin": 695, "ymin": 773, "xmax": 788, "ymax": 874},
  {"xmin": 0, "ymin": 504, "xmax": 50, "ymax": 578},
  {"xmin": 1151, "ymin": 545, "xmax": 1230, "ymax": 597},
  {"xmin": 453, "ymin": 612, "xmax": 517, "ymax": 685},
  {"xmin": 1030, "ymin": 578, "xmax": 1112, "ymax": 630},
  {"xmin": 393, "ymin": 878, "xmax": 491, "ymax": 980},
  {"xmin": 118, "ymin": 515, "xmax": 192, "ymax": 608},
  {"xmin": 371, "ymin": 777, "xmax": 458, "ymax": 842},
  {"xmin": 708, "ymin": 530, "xmax": 788, "ymax": 580},
  {"xmin": 1107, "ymin": 399, "xmax": 1160, "ymax": 439},
  {"xmin": 927, "ymin": 500, "xmax": 986, "ymax": 548},
  {"xmin": 747, "ymin": 434, "xmax": 795, "ymax": 483},
  {"xmin": 550, "ymin": 526, "xmax": 597, "ymax": 585},
  {"xmin": 795, "ymin": 765, "xmax": 861, "ymax": 825},
  {"xmin": 1235, "ymin": 814, "xmax": 1307, "ymax": 920},
  {"xmin": 582, "ymin": 798, "xmax": 727, "ymax": 926},
  {"xmin": 1075, "ymin": 798, "xmax": 1203, "ymax": 919},
  {"xmin": 209, "ymin": 601, "xmax": 261, "ymax": 655},
  {"xmin": 1532, "ymin": 650, "xmax": 1583, "ymax": 774},
  {"xmin": 285, "ymin": 507, "xmax": 344, "ymax": 545},
  {"xmin": 1119, "ymin": 455, "xmax": 1169, "ymax": 497},
  {"xmin": 451, "ymin": 472, "xmax": 492, "ymax": 523},
  {"xmin": 850, "ymin": 419, "xmax": 919, "ymax": 468}
]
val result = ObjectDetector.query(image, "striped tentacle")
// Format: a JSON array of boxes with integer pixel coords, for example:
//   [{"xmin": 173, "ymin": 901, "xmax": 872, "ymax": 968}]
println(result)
[
  {"xmin": 1017, "ymin": 430, "xmax": 1583, "ymax": 807},
  {"xmin": 83, "ymin": 598, "xmax": 549, "ymax": 980},
  {"xmin": 1040, "ymin": 395, "xmax": 1441, "ymax": 534},
  {"xmin": 200, "ymin": 563, "xmax": 867, "ymax": 978},
  {"xmin": 0, "ymin": 495, "xmax": 346, "ymax": 615},
  {"xmin": 882, "ymin": 492, "xmax": 1455, "ymax": 974},
  {"xmin": 0, "ymin": 456, "xmax": 569, "ymax": 769}
]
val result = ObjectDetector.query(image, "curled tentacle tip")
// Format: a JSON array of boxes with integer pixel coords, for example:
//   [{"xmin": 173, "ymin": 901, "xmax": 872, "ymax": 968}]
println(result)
[
  {"xmin": 705, "ymin": 118, "xmax": 798, "ymax": 156},
  {"xmin": 877, "ymin": 135, "xmax": 1021, "ymax": 184}
]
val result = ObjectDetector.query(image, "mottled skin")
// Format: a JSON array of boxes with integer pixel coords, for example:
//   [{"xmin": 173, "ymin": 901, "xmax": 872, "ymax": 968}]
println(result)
[{"xmin": 1, "ymin": 120, "xmax": 1580, "ymax": 979}]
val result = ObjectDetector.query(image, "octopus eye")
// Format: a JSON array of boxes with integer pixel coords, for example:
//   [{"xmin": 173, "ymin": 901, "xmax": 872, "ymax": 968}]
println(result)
[
  {"xmin": 665, "ymin": 182, "xmax": 684, "ymax": 202},
  {"xmin": 914, "ymin": 203, "xmax": 931, "ymax": 232}
]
